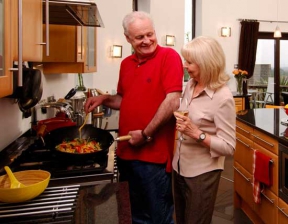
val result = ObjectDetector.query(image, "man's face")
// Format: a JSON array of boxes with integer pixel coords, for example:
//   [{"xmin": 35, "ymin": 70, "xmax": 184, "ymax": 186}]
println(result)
[{"xmin": 125, "ymin": 18, "xmax": 158, "ymax": 60}]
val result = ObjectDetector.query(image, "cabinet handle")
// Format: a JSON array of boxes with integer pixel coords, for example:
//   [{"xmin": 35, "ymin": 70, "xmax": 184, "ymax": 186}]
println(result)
[
  {"xmin": 45, "ymin": 0, "xmax": 49, "ymax": 56},
  {"xmin": 252, "ymin": 134, "xmax": 274, "ymax": 148},
  {"xmin": 261, "ymin": 192, "xmax": 274, "ymax": 204},
  {"xmin": 233, "ymin": 166, "xmax": 250, "ymax": 182},
  {"xmin": 277, "ymin": 206, "xmax": 288, "ymax": 218},
  {"xmin": 236, "ymin": 125, "xmax": 250, "ymax": 134},
  {"xmin": 236, "ymin": 138, "xmax": 251, "ymax": 149},
  {"xmin": 17, "ymin": 0, "xmax": 23, "ymax": 87}
]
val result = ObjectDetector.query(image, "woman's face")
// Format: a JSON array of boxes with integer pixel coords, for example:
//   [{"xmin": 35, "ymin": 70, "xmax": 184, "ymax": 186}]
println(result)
[
  {"xmin": 125, "ymin": 18, "xmax": 158, "ymax": 60},
  {"xmin": 183, "ymin": 60, "xmax": 200, "ymax": 82}
]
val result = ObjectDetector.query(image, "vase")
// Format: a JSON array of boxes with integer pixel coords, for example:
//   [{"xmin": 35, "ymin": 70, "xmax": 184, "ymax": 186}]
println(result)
[{"xmin": 236, "ymin": 78, "xmax": 243, "ymax": 95}]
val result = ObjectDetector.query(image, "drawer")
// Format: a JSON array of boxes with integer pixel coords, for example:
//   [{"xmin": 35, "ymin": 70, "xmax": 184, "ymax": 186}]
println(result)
[
  {"xmin": 234, "ymin": 98, "xmax": 243, "ymax": 105},
  {"xmin": 236, "ymin": 120, "xmax": 253, "ymax": 139},
  {"xmin": 235, "ymin": 133, "xmax": 254, "ymax": 174},
  {"xmin": 234, "ymin": 162, "xmax": 254, "ymax": 209},
  {"xmin": 254, "ymin": 189, "xmax": 278, "ymax": 224},
  {"xmin": 253, "ymin": 129, "xmax": 278, "ymax": 155}
]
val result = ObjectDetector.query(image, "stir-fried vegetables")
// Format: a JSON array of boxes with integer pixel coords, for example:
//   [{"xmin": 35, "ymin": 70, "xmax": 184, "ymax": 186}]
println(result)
[{"xmin": 55, "ymin": 138, "xmax": 101, "ymax": 154}]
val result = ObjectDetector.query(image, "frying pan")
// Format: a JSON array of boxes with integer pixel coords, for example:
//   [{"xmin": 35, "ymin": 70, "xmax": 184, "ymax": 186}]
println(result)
[
  {"xmin": 43, "ymin": 125, "xmax": 115, "ymax": 162},
  {"xmin": 17, "ymin": 68, "xmax": 43, "ymax": 112}
]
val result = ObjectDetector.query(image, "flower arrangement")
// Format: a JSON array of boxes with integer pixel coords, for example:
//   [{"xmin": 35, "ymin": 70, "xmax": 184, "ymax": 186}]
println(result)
[{"xmin": 232, "ymin": 69, "xmax": 248, "ymax": 95}]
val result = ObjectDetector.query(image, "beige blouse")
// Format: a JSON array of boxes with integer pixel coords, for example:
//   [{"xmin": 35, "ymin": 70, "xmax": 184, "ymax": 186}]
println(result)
[{"xmin": 172, "ymin": 79, "xmax": 236, "ymax": 177}]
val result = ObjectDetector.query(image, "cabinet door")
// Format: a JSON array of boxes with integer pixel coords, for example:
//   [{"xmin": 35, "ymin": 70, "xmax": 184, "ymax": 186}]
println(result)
[
  {"xmin": 0, "ymin": 0, "xmax": 13, "ymax": 97},
  {"xmin": 84, "ymin": 26, "xmax": 97, "ymax": 72},
  {"xmin": 12, "ymin": 0, "xmax": 42, "ymax": 62},
  {"xmin": 41, "ymin": 25, "xmax": 97, "ymax": 74}
]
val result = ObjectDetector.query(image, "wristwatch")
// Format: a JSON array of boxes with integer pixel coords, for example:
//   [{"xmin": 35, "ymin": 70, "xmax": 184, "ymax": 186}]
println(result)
[
  {"xmin": 196, "ymin": 132, "xmax": 206, "ymax": 142},
  {"xmin": 141, "ymin": 130, "xmax": 153, "ymax": 142}
]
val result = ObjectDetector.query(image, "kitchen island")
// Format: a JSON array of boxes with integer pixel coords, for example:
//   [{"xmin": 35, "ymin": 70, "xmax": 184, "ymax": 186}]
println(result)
[{"xmin": 235, "ymin": 108, "xmax": 288, "ymax": 223}]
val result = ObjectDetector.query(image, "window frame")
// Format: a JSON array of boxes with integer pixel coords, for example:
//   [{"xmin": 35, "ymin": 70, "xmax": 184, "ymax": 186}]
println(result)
[{"xmin": 256, "ymin": 32, "xmax": 288, "ymax": 105}]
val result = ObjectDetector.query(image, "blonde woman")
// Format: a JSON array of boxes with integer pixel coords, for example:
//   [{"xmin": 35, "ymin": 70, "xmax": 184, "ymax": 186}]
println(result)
[{"xmin": 173, "ymin": 36, "xmax": 236, "ymax": 224}]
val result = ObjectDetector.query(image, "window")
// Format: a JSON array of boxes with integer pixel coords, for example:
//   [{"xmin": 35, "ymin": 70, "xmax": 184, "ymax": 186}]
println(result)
[{"xmin": 250, "ymin": 32, "xmax": 288, "ymax": 105}]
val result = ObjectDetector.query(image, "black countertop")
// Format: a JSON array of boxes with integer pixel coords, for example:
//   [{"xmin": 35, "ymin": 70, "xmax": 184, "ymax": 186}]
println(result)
[{"xmin": 236, "ymin": 108, "xmax": 288, "ymax": 145}]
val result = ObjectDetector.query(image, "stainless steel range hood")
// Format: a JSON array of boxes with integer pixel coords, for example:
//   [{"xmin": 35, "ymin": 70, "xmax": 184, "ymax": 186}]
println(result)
[{"xmin": 43, "ymin": 0, "xmax": 104, "ymax": 27}]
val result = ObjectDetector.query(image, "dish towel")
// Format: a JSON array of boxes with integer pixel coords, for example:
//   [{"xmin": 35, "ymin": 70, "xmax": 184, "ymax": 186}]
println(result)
[{"xmin": 253, "ymin": 149, "xmax": 272, "ymax": 204}]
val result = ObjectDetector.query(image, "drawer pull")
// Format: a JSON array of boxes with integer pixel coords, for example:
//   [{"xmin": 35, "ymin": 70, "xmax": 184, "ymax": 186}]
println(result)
[
  {"xmin": 236, "ymin": 126, "xmax": 250, "ymax": 134},
  {"xmin": 261, "ymin": 192, "xmax": 274, "ymax": 204},
  {"xmin": 233, "ymin": 166, "xmax": 250, "ymax": 182},
  {"xmin": 277, "ymin": 206, "xmax": 288, "ymax": 218},
  {"xmin": 252, "ymin": 134, "xmax": 274, "ymax": 148},
  {"xmin": 236, "ymin": 138, "xmax": 251, "ymax": 148}
]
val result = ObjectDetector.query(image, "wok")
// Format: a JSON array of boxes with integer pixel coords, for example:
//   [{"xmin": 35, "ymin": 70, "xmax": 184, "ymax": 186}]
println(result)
[
  {"xmin": 43, "ymin": 125, "xmax": 114, "ymax": 162},
  {"xmin": 0, "ymin": 169, "xmax": 50, "ymax": 203}
]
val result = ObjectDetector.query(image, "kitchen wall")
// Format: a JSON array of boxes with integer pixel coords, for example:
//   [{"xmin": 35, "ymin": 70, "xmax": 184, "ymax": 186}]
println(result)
[{"xmin": 1, "ymin": 0, "xmax": 288, "ymax": 150}]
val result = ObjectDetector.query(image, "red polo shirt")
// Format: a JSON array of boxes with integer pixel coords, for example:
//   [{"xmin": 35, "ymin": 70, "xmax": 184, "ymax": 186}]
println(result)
[{"xmin": 116, "ymin": 45, "xmax": 183, "ymax": 172}]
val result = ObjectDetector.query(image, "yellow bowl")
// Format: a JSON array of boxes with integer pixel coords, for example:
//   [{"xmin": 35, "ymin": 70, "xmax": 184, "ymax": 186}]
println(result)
[{"xmin": 0, "ymin": 170, "xmax": 51, "ymax": 203}]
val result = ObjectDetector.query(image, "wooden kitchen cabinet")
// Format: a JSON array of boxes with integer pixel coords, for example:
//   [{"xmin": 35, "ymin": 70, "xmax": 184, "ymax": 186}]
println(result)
[
  {"xmin": 0, "ymin": 0, "xmax": 13, "ymax": 97},
  {"xmin": 12, "ymin": 0, "xmax": 42, "ymax": 62},
  {"xmin": 278, "ymin": 198, "xmax": 288, "ymax": 224},
  {"xmin": 41, "ymin": 25, "xmax": 97, "ymax": 74},
  {"xmin": 234, "ymin": 162, "xmax": 254, "ymax": 209},
  {"xmin": 234, "ymin": 97, "xmax": 245, "ymax": 112},
  {"xmin": 0, "ymin": 0, "xmax": 42, "ymax": 98},
  {"xmin": 234, "ymin": 120, "xmax": 280, "ymax": 223}
]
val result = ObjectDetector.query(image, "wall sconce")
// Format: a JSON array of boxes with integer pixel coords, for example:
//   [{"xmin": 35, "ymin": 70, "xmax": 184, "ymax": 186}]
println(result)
[
  {"xmin": 221, "ymin": 27, "xmax": 231, "ymax": 37},
  {"xmin": 111, "ymin": 45, "xmax": 122, "ymax": 58},
  {"xmin": 165, "ymin": 35, "xmax": 175, "ymax": 46}
]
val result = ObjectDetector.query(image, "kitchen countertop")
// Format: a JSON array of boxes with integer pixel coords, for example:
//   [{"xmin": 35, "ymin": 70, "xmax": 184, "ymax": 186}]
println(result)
[{"xmin": 236, "ymin": 108, "xmax": 288, "ymax": 145}]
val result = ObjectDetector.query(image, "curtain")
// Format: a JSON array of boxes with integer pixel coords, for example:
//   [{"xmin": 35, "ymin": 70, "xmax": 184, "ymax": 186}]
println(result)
[{"xmin": 238, "ymin": 21, "xmax": 259, "ymax": 98}]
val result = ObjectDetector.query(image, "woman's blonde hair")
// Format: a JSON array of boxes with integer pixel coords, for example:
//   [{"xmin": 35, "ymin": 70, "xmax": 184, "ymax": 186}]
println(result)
[{"xmin": 181, "ymin": 36, "xmax": 230, "ymax": 90}]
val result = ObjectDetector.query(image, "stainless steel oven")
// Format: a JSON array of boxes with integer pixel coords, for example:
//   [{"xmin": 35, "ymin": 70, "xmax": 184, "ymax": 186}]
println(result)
[{"xmin": 279, "ymin": 143, "xmax": 288, "ymax": 204}]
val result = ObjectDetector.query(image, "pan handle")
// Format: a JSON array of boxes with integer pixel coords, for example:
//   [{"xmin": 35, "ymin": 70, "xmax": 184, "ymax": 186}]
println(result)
[{"xmin": 115, "ymin": 135, "xmax": 132, "ymax": 141}]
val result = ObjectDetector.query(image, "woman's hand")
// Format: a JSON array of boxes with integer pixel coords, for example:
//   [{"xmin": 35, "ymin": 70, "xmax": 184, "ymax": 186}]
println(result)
[{"xmin": 174, "ymin": 111, "xmax": 201, "ymax": 140}]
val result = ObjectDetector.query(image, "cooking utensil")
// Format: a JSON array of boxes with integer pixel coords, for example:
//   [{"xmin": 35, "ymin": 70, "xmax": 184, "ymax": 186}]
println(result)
[
  {"xmin": 17, "ymin": 68, "xmax": 43, "ymax": 112},
  {"xmin": 79, "ymin": 113, "xmax": 90, "ymax": 139},
  {"xmin": 4, "ymin": 166, "xmax": 26, "ymax": 188},
  {"xmin": 43, "ymin": 125, "xmax": 114, "ymax": 162},
  {"xmin": 0, "ymin": 169, "xmax": 50, "ymax": 203},
  {"xmin": 42, "ymin": 125, "xmax": 131, "ymax": 163},
  {"xmin": 64, "ymin": 86, "xmax": 77, "ymax": 100}
]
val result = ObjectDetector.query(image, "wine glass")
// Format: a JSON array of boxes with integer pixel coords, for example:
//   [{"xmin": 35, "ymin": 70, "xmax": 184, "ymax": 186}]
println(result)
[{"xmin": 175, "ymin": 97, "xmax": 189, "ymax": 141}]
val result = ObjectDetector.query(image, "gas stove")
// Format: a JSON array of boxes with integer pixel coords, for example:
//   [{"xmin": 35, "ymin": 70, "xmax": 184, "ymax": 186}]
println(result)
[
  {"xmin": 0, "ymin": 130, "xmax": 119, "ymax": 223},
  {"xmin": 0, "ymin": 131, "xmax": 118, "ymax": 187}
]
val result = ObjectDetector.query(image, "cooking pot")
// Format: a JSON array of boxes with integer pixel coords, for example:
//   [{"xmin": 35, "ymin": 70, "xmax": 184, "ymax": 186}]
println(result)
[
  {"xmin": 43, "ymin": 125, "xmax": 114, "ymax": 162},
  {"xmin": 0, "ymin": 169, "xmax": 50, "ymax": 203}
]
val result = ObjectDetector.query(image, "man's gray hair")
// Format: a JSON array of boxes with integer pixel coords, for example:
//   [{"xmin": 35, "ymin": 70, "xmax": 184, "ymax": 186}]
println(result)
[{"xmin": 122, "ymin": 11, "xmax": 154, "ymax": 35}]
